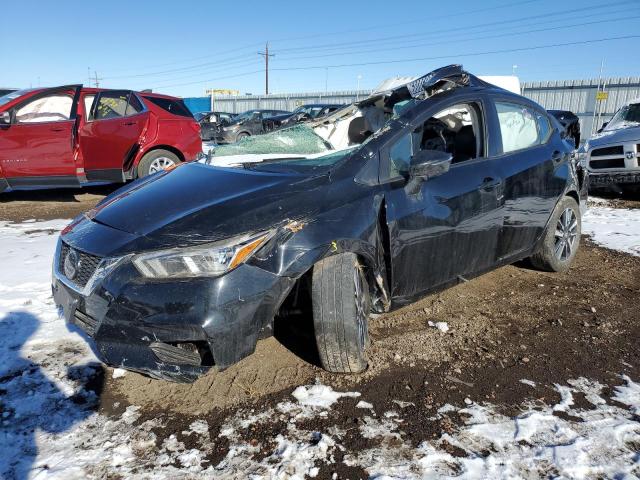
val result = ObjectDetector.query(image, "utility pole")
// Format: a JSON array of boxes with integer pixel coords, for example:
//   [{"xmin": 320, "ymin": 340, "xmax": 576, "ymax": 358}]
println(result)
[{"xmin": 258, "ymin": 42, "xmax": 275, "ymax": 95}]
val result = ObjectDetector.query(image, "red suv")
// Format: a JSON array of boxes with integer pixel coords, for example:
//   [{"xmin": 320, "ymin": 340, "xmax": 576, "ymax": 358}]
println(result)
[{"xmin": 0, "ymin": 86, "xmax": 202, "ymax": 192}]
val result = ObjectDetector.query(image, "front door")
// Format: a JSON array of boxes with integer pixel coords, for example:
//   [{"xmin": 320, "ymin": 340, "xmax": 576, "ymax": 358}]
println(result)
[
  {"xmin": 0, "ymin": 86, "xmax": 81, "ymax": 184},
  {"xmin": 79, "ymin": 90, "xmax": 149, "ymax": 181},
  {"xmin": 383, "ymin": 100, "xmax": 503, "ymax": 302}
]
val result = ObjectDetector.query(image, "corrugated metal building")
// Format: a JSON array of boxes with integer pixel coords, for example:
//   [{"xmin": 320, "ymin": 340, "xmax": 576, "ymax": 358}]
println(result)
[
  {"xmin": 521, "ymin": 77, "xmax": 640, "ymax": 136},
  {"xmin": 184, "ymin": 76, "xmax": 640, "ymax": 138}
]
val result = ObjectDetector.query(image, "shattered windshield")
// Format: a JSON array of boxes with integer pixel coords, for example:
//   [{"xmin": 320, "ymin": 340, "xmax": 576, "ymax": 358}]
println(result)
[
  {"xmin": 606, "ymin": 103, "xmax": 640, "ymax": 129},
  {"xmin": 245, "ymin": 147, "xmax": 358, "ymax": 173},
  {"xmin": 213, "ymin": 125, "xmax": 331, "ymax": 156}
]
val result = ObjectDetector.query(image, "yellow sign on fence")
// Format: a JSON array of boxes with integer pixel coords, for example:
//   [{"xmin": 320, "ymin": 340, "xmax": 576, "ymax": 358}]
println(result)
[{"xmin": 596, "ymin": 91, "xmax": 609, "ymax": 101}]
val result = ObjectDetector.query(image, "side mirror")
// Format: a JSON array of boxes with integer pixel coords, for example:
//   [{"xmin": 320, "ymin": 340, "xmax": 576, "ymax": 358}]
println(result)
[
  {"xmin": 405, "ymin": 150, "xmax": 452, "ymax": 194},
  {"xmin": 0, "ymin": 111, "xmax": 11, "ymax": 125},
  {"xmin": 409, "ymin": 149, "xmax": 452, "ymax": 179}
]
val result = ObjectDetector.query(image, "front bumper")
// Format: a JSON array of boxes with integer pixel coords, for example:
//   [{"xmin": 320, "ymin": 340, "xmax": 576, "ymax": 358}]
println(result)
[
  {"xmin": 52, "ymin": 238, "xmax": 294, "ymax": 383},
  {"xmin": 588, "ymin": 171, "xmax": 640, "ymax": 188}
]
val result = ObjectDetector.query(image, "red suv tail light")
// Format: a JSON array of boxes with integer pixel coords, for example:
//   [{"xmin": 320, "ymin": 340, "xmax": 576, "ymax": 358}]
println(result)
[{"xmin": 188, "ymin": 121, "xmax": 200, "ymax": 133}]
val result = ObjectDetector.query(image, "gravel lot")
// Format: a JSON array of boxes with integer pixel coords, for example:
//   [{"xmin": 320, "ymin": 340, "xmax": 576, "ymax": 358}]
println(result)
[{"xmin": 1, "ymin": 187, "xmax": 639, "ymax": 478}]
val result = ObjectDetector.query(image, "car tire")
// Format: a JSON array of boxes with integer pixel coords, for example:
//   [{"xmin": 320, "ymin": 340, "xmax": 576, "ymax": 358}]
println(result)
[
  {"xmin": 529, "ymin": 196, "xmax": 581, "ymax": 272},
  {"xmin": 312, "ymin": 252, "xmax": 370, "ymax": 373},
  {"xmin": 137, "ymin": 149, "xmax": 181, "ymax": 178},
  {"xmin": 236, "ymin": 132, "xmax": 250, "ymax": 142}
]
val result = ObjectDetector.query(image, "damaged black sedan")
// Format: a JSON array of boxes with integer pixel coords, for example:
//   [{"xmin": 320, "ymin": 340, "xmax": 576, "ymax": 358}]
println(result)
[{"xmin": 53, "ymin": 65, "xmax": 587, "ymax": 382}]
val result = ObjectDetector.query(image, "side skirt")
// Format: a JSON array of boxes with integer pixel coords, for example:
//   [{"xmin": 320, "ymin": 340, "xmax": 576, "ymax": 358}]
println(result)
[
  {"xmin": 5, "ymin": 175, "xmax": 81, "ymax": 190},
  {"xmin": 85, "ymin": 169, "xmax": 125, "ymax": 183}
]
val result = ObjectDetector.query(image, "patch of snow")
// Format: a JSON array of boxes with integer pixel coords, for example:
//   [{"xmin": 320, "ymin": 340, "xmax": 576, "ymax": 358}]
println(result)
[
  {"xmin": 112, "ymin": 368, "xmax": 127, "ymax": 379},
  {"xmin": 427, "ymin": 320, "xmax": 450, "ymax": 332},
  {"xmin": 519, "ymin": 379, "xmax": 537, "ymax": 388},
  {"xmin": 187, "ymin": 420, "xmax": 209, "ymax": 436},
  {"xmin": 291, "ymin": 384, "xmax": 360, "ymax": 408},
  {"xmin": 582, "ymin": 205, "xmax": 640, "ymax": 256},
  {"xmin": 352, "ymin": 376, "xmax": 640, "ymax": 479},
  {"xmin": 437, "ymin": 404, "xmax": 457, "ymax": 414},
  {"xmin": 356, "ymin": 401, "xmax": 374, "ymax": 409},
  {"xmin": 613, "ymin": 374, "xmax": 640, "ymax": 415},
  {"xmin": 553, "ymin": 384, "xmax": 574, "ymax": 411}
]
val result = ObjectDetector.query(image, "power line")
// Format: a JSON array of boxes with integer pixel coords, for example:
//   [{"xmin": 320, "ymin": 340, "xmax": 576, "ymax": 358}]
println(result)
[
  {"xmin": 305, "ymin": 35, "xmax": 640, "ymax": 71},
  {"xmin": 271, "ymin": 35, "xmax": 640, "ymax": 72},
  {"xmin": 144, "ymin": 14, "xmax": 638, "ymax": 88},
  {"xmin": 267, "ymin": 0, "xmax": 540, "ymax": 44},
  {"xmin": 150, "ymin": 34, "xmax": 640, "ymax": 89},
  {"xmin": 101, "ymin": 0, "xmax": 538, "ymax": 77},
  {"xmin": 275, "ymin": 0, "xmax": 637, "ymax": 54},
  {"xmin": 103, "ymin": 0, "xmax": 636, "ymax": 84},
  {"xmin": 273, "ymin": 6, "xmax": 637, "ymax": 59},
  {"xmin": 270, "ymin": 12, "xmax": 640, "ymax": 64}
]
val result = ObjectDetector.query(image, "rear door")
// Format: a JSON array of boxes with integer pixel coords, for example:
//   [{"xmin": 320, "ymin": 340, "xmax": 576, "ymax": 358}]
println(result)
[
  {"xmin": 79, "ymin": 90, "xmax": 149, "ymax": 181},
  {"xmin": 0, "ymin": 86, "xmax": 81, "ymax": 182},
  {"xmin": 488, "ymin": 99, "xmax": 564, "ymax": 260}
]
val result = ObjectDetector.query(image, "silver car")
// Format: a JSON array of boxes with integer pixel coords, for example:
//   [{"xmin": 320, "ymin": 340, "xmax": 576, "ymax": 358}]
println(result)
[{"xmin": 583, "ymin": 99, "xmax": 640, "ymax": 193}]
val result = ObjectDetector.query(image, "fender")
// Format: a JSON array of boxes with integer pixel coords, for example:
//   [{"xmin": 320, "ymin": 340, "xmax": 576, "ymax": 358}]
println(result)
[{"xmin": 247, "ymin": 191, "xmax": 391, "ymax": 312}]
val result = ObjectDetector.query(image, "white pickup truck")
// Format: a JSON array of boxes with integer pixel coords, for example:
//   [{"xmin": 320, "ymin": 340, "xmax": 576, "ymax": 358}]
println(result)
[{"xmin": 583, "ymin": 98, "xmax": 640, "ymax": 194}]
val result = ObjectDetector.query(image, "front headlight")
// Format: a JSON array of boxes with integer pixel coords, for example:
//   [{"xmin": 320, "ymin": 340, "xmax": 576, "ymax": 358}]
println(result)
[{"xmin": 132, "ymin": 231, "xmax": 273, "ymax": 279}]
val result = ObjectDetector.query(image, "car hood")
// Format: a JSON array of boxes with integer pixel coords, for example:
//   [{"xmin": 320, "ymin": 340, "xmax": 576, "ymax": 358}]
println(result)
[
  {"xmin": 588, "ymin": 123, "xmax": 640, "ymax": 147},
  {"xmin": 88, "ymin": 162, "xmax": 328, "ymax": 248}
]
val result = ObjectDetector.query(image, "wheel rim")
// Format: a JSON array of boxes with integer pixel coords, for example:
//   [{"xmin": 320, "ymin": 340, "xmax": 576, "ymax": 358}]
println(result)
[
  {"xmin": 353, "ymin": 267, "xmax": 369, "ymax": 350},
  {"xmin": 148, "ymin": 156, "xmax": 176, "ymax": 174},
  {"xmin": 554, "ymin": 207, "xmax": 579, "ymax": 261}
]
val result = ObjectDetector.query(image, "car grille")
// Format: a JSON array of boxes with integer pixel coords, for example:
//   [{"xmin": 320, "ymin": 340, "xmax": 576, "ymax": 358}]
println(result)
[
  {"xmin": 59, "ymin": 242, "xmax": 102, "ymax": 288},
  {"xmin": 591, "ymin": 146, "xmax": 624, "ymax": 157},
  {"xmin": 590, "ymin": 158, "xmax": 626, "ymax": 169}
]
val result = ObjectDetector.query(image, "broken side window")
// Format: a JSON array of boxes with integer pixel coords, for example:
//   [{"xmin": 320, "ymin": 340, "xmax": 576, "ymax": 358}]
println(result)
[{"xmin": 385, "ymin": 102, "xmax": 484, "ymax": 180}]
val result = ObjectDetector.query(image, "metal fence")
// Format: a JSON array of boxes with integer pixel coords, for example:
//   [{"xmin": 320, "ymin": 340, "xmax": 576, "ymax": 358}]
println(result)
[
  {"xmin": 521, "ymin": 77, "xmax": 640, "ymax": 136},
  {"xmin": 185, "ymin": 76, "xmax": 640, "ymax": 138},
  {"xmin": 207, "ymin": 90, "xmax": 372, "ymax": 114}
]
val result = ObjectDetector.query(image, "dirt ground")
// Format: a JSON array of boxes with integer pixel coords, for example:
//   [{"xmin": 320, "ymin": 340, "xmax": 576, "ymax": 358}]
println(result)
[{"xmin": 3, "ymin": 187, "xmax": 640, "ymax": 478}]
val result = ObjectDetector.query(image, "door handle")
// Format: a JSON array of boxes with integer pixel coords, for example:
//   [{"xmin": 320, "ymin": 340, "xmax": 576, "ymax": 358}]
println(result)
[
  {"xmin": 50, "ymin": 127, "xmax": 65, "ymax": 132},
  {"xmin": 481, "ymin": 177, "xmax": 501, "ymax": 190},
  {"xmin": 122, "ymin": 121, "xmax": 137, "ymax": 126}
]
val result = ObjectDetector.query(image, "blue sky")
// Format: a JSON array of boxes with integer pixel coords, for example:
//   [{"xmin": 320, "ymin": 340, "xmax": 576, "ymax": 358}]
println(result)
[{"xmin": 2, "ymin": 0, "xmax": 639, "ymax": 97}]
